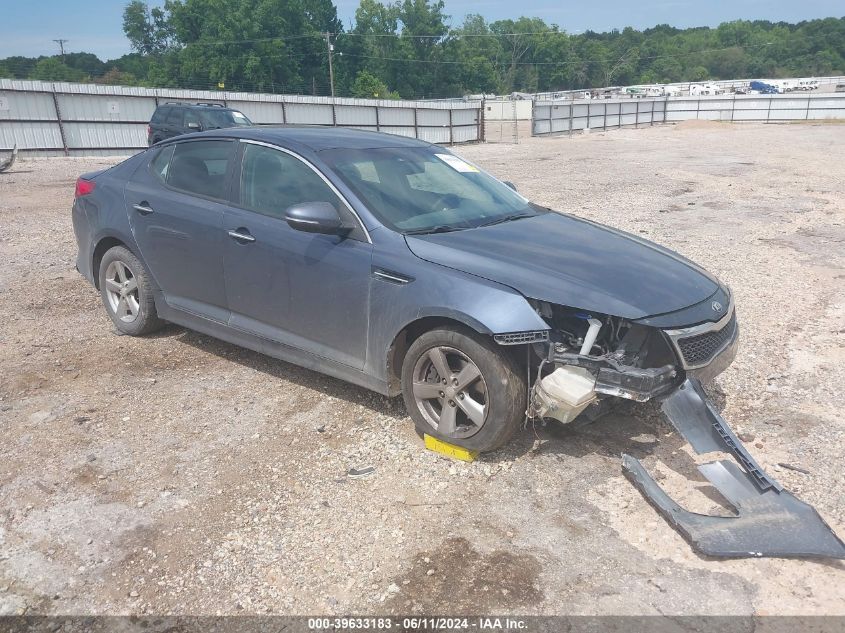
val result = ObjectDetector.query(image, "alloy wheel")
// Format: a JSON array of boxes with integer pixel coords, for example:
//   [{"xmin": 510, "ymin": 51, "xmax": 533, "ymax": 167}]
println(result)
[
  {"xmin": 412, "ymin": 346, "xmax": 488, "ymax": 438},
  {"xmin": 104, "ymin": 260, "xmax": 140, "ymax": 323}
]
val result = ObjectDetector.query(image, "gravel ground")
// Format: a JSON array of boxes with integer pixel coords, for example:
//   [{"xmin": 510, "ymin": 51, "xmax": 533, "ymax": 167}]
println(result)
[{"xmin": 1, "ymin": 121, "xmax": 844, "ymax": 617}]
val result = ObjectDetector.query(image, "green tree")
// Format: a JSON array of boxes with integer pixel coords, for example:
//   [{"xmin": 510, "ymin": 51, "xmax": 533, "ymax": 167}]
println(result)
[
  {"xmin": 351, "ymin": 69, "xmax": 398, "ymax": 98},
  {"xmin": 29, "ymin": 58, "xmax": 87, "ymax": 82},
  {"xmin": 123, "ymin": 0, "xmax": 175, "ymax": 56},
  {"xmin": 94, "ymin": 67, "xmax": 140, "ymax": 86}
]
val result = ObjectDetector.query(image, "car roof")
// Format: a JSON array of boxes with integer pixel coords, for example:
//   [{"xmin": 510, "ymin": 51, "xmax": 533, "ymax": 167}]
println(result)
[
  {"xmin": 158, "ymin": 103, "xmax": 240, "ymax": 112},
  {"xmin": 192, "ymin": 126, "xmax": 435, "ymax": 151}
]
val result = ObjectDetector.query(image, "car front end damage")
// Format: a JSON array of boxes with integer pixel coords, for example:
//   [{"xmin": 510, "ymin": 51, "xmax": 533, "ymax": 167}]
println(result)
[{"xmin": 513, "ymin": 293, "xmax": 845, "ymax": 559}]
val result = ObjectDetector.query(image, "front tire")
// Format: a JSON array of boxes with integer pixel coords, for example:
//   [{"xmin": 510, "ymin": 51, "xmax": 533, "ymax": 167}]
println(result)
[
  {"xmin": 401, "ymin": 326, "xmax": 525, "ymax": 452},
  {"xmin": 98, "ymin": 245, "xmax": 163, "ymax": 336}
]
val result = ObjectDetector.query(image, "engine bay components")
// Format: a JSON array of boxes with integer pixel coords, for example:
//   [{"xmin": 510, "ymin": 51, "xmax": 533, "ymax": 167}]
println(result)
[{"xmin": 532, "ymin": 366, "xmax": 597, "ymax": 424}]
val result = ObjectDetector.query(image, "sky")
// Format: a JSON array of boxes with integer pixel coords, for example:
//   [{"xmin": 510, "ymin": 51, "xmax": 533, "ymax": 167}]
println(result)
[{"xmin": 1, "ymin": 0, "xmax": 843, "ymax": 60}]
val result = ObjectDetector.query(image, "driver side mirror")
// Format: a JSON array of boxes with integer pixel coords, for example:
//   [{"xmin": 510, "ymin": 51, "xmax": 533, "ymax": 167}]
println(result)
[
  {"xmin": 503, "ymin": 180, "xmax": 518, "ymax": 191},
  {"xmin": 285, "ymin": 202, "xmax": 350, "ymax": 236}
]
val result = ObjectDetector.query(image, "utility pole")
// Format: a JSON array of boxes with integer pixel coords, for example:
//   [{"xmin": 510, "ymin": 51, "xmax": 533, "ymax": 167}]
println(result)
[
  {"xmin": 324, "ymin": 32, "xmax": 335, "ymax": 98},
  {"xmin": 53, "ymin": 39, "xmax": 69, "ymax": 61}
]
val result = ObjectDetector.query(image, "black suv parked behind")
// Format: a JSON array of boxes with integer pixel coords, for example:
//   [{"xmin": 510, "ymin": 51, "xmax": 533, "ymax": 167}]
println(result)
[{"xmin": 147, "ymin": 102, "xmax": 252, "ymax": 146}]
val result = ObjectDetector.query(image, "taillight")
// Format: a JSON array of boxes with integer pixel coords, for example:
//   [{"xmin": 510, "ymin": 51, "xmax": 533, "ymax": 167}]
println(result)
[
  {"xmin": 147, "ymin": 124, "xmax": 151, "ymax": 137},
  {"xmin": 75, "ymin": 178, "xmax": 96, "ymax": 198}
]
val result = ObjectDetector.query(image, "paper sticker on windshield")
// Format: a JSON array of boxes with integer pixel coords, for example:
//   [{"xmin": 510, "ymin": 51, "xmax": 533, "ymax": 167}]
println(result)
[
  {"xmin": 435, "ymin": 153, "xmax": 479, "ymax": 173},
  {"xmin": 232, "ymin": 112, "xmax": 247, "ymax": 119}
]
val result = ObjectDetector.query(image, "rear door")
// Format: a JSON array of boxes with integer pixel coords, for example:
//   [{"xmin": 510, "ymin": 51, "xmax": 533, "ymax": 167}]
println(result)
[
  {"xmin": 222, "ymin": 141, "xmax": 372, "ymax": 369},
  {"xmin": 125, "ymin": 139, "xmax": 236, "ymax": 322}
]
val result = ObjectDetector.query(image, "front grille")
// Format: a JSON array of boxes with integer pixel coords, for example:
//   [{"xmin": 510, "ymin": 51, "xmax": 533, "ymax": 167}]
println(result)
[
  {"xmin": 675, "ymin": 312, "xmax": 737, "ymax": 367},
  {"xmin": 494, "ymin": 330, "xmax": 550, "ymax": 345}
]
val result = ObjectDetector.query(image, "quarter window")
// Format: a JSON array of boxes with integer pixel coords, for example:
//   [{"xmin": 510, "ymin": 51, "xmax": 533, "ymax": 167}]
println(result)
[
  {"xmin": 166, "ymin": 140, "xmax": 233, "ymax": 200},
  {"xmin": 239, "ymin": 143, "xmax": 343, "ymax": 219},
  {"xmin": 150, "ymin": 145, "xmax": 174, "ymax": 182}
]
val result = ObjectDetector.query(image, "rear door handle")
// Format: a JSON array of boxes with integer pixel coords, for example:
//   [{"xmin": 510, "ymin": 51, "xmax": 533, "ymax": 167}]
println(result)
[
  {"xmin": 228, "ymin": 229, "xmax": 256, "ymax": 243},
  {"xmin": 133, "ymin": 203, "xmax": 154, "ymax": 215}
]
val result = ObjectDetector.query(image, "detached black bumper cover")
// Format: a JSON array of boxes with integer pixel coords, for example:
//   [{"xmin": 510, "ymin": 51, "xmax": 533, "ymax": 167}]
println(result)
[{"xmin": 623, "ymin": 378, "xmax": 845, "ymax": 559}]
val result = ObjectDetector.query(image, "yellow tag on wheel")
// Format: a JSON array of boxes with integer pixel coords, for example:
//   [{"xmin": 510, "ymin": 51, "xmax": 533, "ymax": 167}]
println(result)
[{"xmin": 424, "ymin": 434, "xmax": 478, "ymax": 462}]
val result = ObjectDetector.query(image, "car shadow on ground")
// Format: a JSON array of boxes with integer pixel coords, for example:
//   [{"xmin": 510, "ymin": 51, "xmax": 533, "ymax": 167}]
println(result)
[
  {"xmin": 156, "ymin": 324, "xmax": 410, "ymax": 422},
  {"xmin": 153, "ymin": 324, "xmax": 738, "ymax": 493}
]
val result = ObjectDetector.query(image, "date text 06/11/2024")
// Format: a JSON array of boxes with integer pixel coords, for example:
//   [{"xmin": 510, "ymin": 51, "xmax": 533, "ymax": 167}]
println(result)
[{"xmin": 307, "ymin": 617, "xmax": 528, "ymax": 630}]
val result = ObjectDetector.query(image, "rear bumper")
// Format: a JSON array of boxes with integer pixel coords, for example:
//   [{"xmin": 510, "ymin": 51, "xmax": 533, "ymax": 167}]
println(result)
[{"xmin": 71, "ymin": 200, "xmax": 95, "ymax": 286}]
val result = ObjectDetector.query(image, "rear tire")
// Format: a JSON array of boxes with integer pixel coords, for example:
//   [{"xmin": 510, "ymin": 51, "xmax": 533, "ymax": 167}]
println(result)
[
  {"xmin": 401, "ymin": 326, "xmax": 525, "ymax": 452},
  {"xmin": 98, "ymin": 245, "xmax": 164, "ymax": 336}
]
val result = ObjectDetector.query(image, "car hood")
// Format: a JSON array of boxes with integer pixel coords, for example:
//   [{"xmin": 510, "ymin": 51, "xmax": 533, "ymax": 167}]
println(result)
[{"xmin": 405, "ymin": 212, "xmax": 719, "ymax": 320}]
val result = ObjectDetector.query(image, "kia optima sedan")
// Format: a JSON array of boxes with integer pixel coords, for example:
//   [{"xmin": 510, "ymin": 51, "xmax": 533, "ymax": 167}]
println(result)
[{"xmin": 72, "ymin": 127, "xmax": 738, "ymax": 452}]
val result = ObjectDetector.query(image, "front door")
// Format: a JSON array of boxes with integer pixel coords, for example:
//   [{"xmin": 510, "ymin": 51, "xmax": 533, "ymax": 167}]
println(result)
[
  {"xmin": 222, "ymin": 141, "xmax": 372, "ymax": 369},
  {"xmin": 126, "ymin": 139, "xmax": 235, "ymax": 322}
]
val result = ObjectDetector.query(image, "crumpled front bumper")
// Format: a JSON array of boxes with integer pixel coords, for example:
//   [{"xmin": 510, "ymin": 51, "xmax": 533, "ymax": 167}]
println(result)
[{"xmin": 623, "ymin": 378, "xmax": 845, "ymax": 559}]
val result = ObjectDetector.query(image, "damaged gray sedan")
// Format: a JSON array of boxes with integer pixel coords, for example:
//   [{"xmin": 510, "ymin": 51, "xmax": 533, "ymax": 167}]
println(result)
[{"xmin": 72, "ymin": 127, "xmax": 844, "ymax": 558}]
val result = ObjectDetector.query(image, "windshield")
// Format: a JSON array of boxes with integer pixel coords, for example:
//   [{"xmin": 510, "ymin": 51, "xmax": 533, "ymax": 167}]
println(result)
[
  {"xmin": 320, "ymin": 147, "xmax": 540, "ymax": 233},
  {"xmin": 199, "ymin": 109, "xmax": 252, "ymax": 129}
]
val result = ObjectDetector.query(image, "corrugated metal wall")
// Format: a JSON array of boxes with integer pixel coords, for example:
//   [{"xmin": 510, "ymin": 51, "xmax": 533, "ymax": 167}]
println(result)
[
  {"xmin": 0, "ymin": 79, "xmax": 483, "ymax": 155},
  {"xmin": 532, "ymin": 93, "xmax": 845, "ymax": 136}
]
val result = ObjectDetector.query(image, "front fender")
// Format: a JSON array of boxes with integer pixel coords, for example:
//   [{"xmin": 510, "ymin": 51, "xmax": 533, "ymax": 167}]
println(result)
[{"xmin": 365, "ymin": 245, "xmax": 548, "ymax": 386}]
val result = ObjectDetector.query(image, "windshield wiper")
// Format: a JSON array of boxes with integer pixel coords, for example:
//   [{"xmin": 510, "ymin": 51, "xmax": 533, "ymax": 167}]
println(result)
[
  {"xmin": 403, "ymin": 225, "xmax": 467, "ymax": 235},
  {"xmin": 477, "ymin": 212, "xmax": 535, "ymax": 228}
]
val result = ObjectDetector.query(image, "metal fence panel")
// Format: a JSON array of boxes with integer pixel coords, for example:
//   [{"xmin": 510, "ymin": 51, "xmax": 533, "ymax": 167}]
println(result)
[
  {"xmin": 379, "ymin": 126, "xmax": 416, "ymax": 138},
  {"xmin": 378, "ymin": 107, "xmax": 414, "ymax": 126},
  {"xmin": 0, "ymin": 79, "xmax": 481, "ymax": 153},
  {"xmin": 808, "ymin": 108, "xmax": 845, "ymax": 119},
  {"xmin": 335, "ymin": 105, "xmax": 378, "ymax": 126},
  {"xmin": 533, "ymin": 93, "xmax": 845, "ymax": 136},
  {"xmin": 284, "ymin": 102, "xmax": 334, "ymax": 125},
  {"xmin": 452, "ymin": 125, "xmax": 479, "ymax": 143},
  {"xmin": 64, "ymin": 122, "xmax": 147, "ymax": 149},
  {"xmin": 417, "ymin": 127, "xmax": 450, "ymax": 143},
  {"xmin": 551, "ymin": 118, "xmax": 570, "ymax": 133},
  {"xmin": 416, "ymin": 108, "xmax": 450, "ymax": 127},
  {"xmin": 226, "ymin": 100, "xmax": 282, "ymax": 124},
  {"xmin": 57, "ymin": 93, "xmax": 156, "ymax": 122},
  {"xmin": 0, "ymin": 120, "xmax": 62, "ymax": 149},
  {"xmin": 450, "ymin": 108, "xmax": 478, "ymax": 126},
  {"xmin": 0, "ymin": 90, "xmax": 56, "ymax": 120}
]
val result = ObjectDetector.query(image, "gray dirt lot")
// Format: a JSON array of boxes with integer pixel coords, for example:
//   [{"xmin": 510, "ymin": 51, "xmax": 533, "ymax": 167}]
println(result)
[{"xmin": 1, "ymin": 121, "xmax": 844, "ymax": 616}]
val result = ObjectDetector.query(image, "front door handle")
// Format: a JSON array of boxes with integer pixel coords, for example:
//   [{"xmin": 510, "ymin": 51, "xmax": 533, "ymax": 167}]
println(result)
[
  {"xmin": 133, "ymin": 202, "xmax": 154, "ymax": 215},
  {"xmin": 228, "ymin": 229, "xmax": 256, "ymax": 243}
]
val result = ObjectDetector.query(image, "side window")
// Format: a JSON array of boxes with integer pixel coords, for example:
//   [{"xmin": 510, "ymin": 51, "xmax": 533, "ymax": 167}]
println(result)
[
  {"xmin": 184, "ymin": 109, "xmax": 201, "ymax": 129},
  {"xmin": 150, "ymin": 145, "xmax": 174, "ymax": 182},
  {"xmin": 239, "ymin": 144, "xmax": 343, "ymax": 219},
  {"xmin": 166, "ymin": 107, "xmax": 183, "ymax": 126},
  {"xmin": 166, "ymin": 140, "xmax": 233, "ymax": 200}
]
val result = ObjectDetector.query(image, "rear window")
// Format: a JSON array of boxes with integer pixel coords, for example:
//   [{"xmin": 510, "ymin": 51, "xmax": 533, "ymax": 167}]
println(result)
[
  {"xmin": 165, "ymin": 140, "xmax": 233, "ymax": 200},
  {"xmin": 151, "ymin": 107, "xmax": 169, "ymax": 124},
  {"xmin": 200, "ymin": 109, "xmax": 252, "ymax": 129}
]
